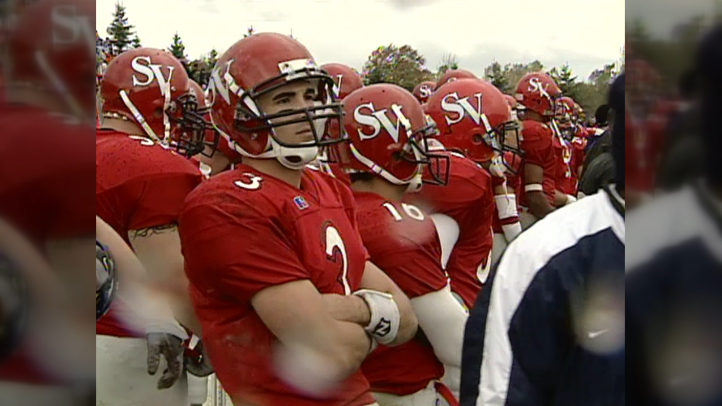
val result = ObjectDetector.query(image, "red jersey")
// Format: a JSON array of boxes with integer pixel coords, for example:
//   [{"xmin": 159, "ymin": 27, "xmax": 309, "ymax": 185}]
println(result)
[
  {"xmin": 0, "ymin": 104, "xmax": 94, "ymax": 384},
  {"xmin": 179, "ymin": 165, "xmax": 375, "ymax": 406},
  {"xmin": 408, "ymin": 152, "xmax": 494, "ymax": 309},
  {"xmin": 353, "ymin": 192, "xmax": 446, "ymax": 395},
  {"xmin": 518, "ymin": 120, "xmax": 557, "ymax": 207},
  {"xmin": 96, "ymin": 129, "xmax": 203, "ymax": 338},
  {"xmin": 570, "ymin": 136, "xmax": 587, "ymax": 184},
  {"xmin": 552, "ymin": 134, "xmax": 576, "ymax": 196},
  {"xmin": 627, "ymin": 110, "xmax": 656, "ymax": 191}
]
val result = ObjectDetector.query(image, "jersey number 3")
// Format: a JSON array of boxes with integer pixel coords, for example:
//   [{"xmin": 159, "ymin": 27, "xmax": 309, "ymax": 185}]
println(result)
[{"xmin": 325, "ymin": 224, "xmax": 351, "ymax": 295}]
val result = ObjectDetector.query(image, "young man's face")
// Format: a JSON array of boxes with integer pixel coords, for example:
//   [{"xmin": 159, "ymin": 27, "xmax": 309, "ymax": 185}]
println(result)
[{"xmin": 256, "ymin": 79, "xmax": 321, "ymax": 147}]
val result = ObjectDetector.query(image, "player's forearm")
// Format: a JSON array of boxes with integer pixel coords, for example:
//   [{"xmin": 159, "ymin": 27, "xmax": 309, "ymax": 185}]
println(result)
[
  {"xmin": 322, "ymin": 294, "xmax": 371, "ymax": 326},
  {"xmin": 327, "ymin": 320, "xmax": 373, "ymax": 378},
  {"xmin": 527, "ymin": 191, "xmax": 555, "ymax": 218}
]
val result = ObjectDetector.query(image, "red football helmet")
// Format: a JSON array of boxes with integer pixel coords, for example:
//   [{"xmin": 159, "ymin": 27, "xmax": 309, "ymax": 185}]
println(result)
[
  {"xmin": 555, "ymin": 96, "xmax": 578, "ymax": 139},
  {"xmin": 333, "ymin": 84, "xmax": 448, "ymax": 187},
  {"xmin": 426, "ymin": 78, "xmax": 520, "ymax": 162},
  {"xmin": 503, "ymin": 94, "xmax": 520, "ymax": 121},
  {"xmin": 188, "ymin": 80, "xmax": 226, "ymax": 158},
  {"xmin": 100, "ymin": 48, "xmax": 207, "ymax": 157},
  {"xmin": 413, "ymin": 81, "xmax": 436, "ymax": 104},
  {"xmin": 514, "ymin": 72, "xmax": 562, "ymax": 117},
  {"xmin": 321, "ymin": 63, "xmax": 364, "ymax": 100},
  {"xmin": 436, "ymin": 69, "xmax": 477, "ymax": 88},
  {"xmin": 208, "ymin": 33, "xmax": 342, "ymax": 170},
  {"xmin": 5, "ymin": 0, "xmax": 95, "ymax": 118}
]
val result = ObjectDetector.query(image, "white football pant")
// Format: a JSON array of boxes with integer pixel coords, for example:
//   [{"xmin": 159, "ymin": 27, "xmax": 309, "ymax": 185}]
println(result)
[{"xmin": 186, "ymin": 374, "xmax": 208, "ymax": 405}]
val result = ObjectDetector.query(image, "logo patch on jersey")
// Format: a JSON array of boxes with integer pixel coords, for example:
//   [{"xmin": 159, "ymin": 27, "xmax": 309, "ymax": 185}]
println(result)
[{"xmin": 293, "ymin": 196, "xmax": 310, "ymax": 210}]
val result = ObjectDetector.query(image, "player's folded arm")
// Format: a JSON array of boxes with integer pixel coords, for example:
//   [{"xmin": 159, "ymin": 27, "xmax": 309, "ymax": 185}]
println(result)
[
  {"xmin": 252, "ymin": 279, "xmax": 372, "ymax": 380},
  {"xmin": 180, "ymin": 202, "xmax": 372, "ymax": 380},
  {"xmin": 358, "ymin": 261, "xmax": 418, "ymax": 347}
]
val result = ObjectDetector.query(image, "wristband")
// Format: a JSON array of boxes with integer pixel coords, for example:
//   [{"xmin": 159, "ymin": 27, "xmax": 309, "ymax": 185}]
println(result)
[
  {"xmin": 352, "ymin": 289, "xmax": 400, "ymax": 345},
  {"xmin": 524, "ymin": 183, "xmax": 543, "ymax": 192},
  {"xmin": 494, "ymin": 194, "xmax": 519, "ymax": 220}
]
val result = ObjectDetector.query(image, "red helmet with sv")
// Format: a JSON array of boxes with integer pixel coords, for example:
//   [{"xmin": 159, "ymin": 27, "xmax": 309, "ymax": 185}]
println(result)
[
  {"xmin": 207, "ymin": 33, "xmax": 343, "ymax": 170},
  {"xmin": 426, "ymin": 78, "xmax": 520, "ymax": 162},
  {"xmin": 100, "ymin": 48, "xmax": 207, "ymax": 157},
  {"xmin": 333, "ymin": 84, "xmax": 449, "ymax": 188},
  {"xmin": 514, "ymin": 71, "xmax": 562, "ymax": 117}
]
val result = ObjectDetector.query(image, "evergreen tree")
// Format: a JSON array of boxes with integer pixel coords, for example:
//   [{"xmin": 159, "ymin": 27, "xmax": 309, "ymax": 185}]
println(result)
[
  {"xmin": 169, "ymin": 33, "xmax": 187, "ymax": 61},
  {"xmin": 206, "ymin": 49, "xmax": 218, "ymax": 69},
  {"xmin": 484, "ymin": 61, "xmax": 510, "ymax": 93},
  {"xmin": 106, "ymin": 1, "xmax": 139, "ymax": 53},
  {"xmin": 549, "ymin": 63, "xmax": 579, "ymax": 98}
]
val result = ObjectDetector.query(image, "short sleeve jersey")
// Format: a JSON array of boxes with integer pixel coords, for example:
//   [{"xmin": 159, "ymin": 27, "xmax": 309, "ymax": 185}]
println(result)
[{"xmin": 179, "ymin": 165, "xmax": 374, "ymax": 406}]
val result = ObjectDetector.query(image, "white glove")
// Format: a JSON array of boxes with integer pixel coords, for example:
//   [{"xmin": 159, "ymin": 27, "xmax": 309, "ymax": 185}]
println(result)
[
  {"xmin": 353, "ymin": 289, "xmax": 400, "ymax": 345},
  {"xmin": 565, "ymin": 194, "xmax": 577, "ymax": 205}
]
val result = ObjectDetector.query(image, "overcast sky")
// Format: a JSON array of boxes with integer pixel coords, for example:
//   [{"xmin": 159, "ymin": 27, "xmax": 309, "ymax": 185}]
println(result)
[{"xmin": 97, "ymin": 0, "xmax": 624, "ymax": 81}]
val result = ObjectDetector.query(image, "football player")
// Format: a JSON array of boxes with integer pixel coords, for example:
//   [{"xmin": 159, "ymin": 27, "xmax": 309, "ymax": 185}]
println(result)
[
  {"xmin": 321, "ymin": 62, "xmax": 365, "ymax": 100},
  {"xmin": 334, "ymin": 83, "xmax": 466, "ymax": 405},
  {"xmin": 315, "ymin": 62, "xmax": 364, "ymax": 184},
  {"xmin": 96, "ymin": 48, "xmax": 207, "ymax": 405},
  {"xmin": 179, "ymin": 33, "xmax": 417, "ymax": 406},
  {"xmin": 436, "ymin": 68, "xmax": 477, "ymax": 88},
  {"xmin": 189, "ymin": 79, "xmax": 240, "ymax": 176},
  {"xmin": 412, "ymin": 80, "xmax": 436, "ymax": 104},
  {"xmin": 0, "ymin": 1, "xmax": 96, "ymax": 404},
  {"xmin": 413, "ymin": 78, "xmax": 521, "ymax": 310},
  {"xmin": 553, "ymin": 96, "xmax": 580, "ymax": 202},
  {"xmin": 514, "ymin": 72, "xmax": 563, "ymax": 227}
]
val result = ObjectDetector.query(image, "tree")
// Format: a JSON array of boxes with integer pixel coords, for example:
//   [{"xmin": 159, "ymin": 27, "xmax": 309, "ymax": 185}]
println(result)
[
  {"xmin": 169, "ymin": 33, "xmax": 187, "ymax": 61},
  {"xmin": 106, "ymin": 1, "xmax": 140, "ymax": 53},
  {"xmin": 187, "ymin": 49, "xmax": 219, "ymax": 87},
  {"xmin": 484, "ymin": 61, "xmax": 510, "ymax": 93},
  {"xmin": 436, "ymin": 52, "xmax": 460, "ymax": 79},
  {"xmin": 361, "ymin": 44, "xmax": 434, "ymax": 91},
  {"xmin": 549, "ymin": 63, "xmax": 579, "ymax": 98},
  {"xmin": 206, "ymin": 49, "xmax": 218, "ymax": 69},
  {"xmin": 244, "ymin": 26, "xmax": 255, "ymax": 38},
  {"xmin": 483, "ymin": 60, "xmax": 545, "ymax": 93}
]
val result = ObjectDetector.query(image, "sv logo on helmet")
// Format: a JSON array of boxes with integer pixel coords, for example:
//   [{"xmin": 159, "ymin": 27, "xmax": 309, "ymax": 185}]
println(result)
[
  {"xmin": 441, "ymin": 92, "xmax": 485, "ymax": 126},
  {"xmin": 419, "ymin": 85, "xmax": 433, "ymax": 98},
  {"xmin": 207, "ymin": 59, "xmax": 234, "ymax": 106},
  {"xmin": 52, "ymin": 6, "xmax": 94, "ymax": 55},
  {"xmin": 131, "ymin": 56, "xmax": 175, "ymax": 96},
  {"xmin": 527, "ymin": 77, "xmax": 549, "ymax": 95},
  {"xmin": 331, "ymin": 75, "xmax": 343, "ymax": 99},
  {"xmin": 354, "ymin": 103, "xmax": 411, "ymax": 143}
]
